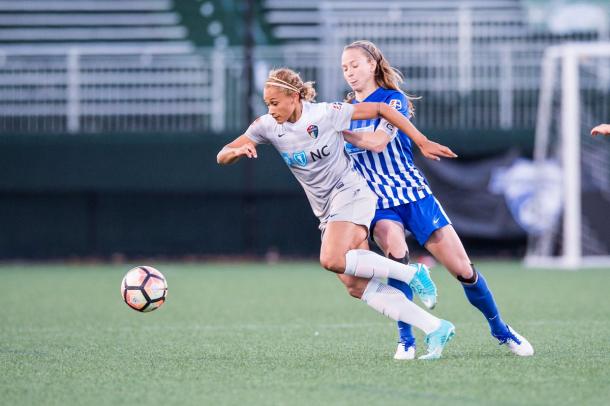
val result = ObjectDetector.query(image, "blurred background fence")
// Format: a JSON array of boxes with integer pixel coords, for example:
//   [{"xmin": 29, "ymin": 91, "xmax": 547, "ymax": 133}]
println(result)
[
  {"xmin": 0, "ymin": 43, "xmax": 557, "ymax": 134},
  {"xmin": 1, "ymin": 0, "xmax": 609, "ymax": 260}
]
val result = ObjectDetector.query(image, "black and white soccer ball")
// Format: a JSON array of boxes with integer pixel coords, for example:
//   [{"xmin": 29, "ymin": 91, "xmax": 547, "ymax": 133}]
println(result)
[{"xmin": 120, "ymin": 266, "xmax": 168, "ymax": 312}]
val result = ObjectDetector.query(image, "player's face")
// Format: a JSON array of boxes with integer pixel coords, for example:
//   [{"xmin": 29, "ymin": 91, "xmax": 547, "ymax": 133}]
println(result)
[
  {"xmin": 263, "ymin": 86, "xmax": 300, "ymax": 124},
  {"xmin": 341, "ymin": 48, "xmax": 375, "ymax": 92}
]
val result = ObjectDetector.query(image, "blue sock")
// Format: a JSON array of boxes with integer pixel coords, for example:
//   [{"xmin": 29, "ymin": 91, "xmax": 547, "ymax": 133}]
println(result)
[
  {"xmin": 461, "ymin": 268, "xmax": 509, "ymax": 337},
  {"xmin": 387, "ymin": 277, "xmax": 415, "ymax": 345}
]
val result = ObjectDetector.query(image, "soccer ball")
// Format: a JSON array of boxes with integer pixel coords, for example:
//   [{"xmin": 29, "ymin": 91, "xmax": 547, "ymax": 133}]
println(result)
[{"xmin": 120, "ymin": 266, "xmax": 167, "ymax": 312}]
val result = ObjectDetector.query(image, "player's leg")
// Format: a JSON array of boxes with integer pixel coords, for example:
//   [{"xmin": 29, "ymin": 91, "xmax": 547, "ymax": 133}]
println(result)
[
  {"xmin": 321, "ymin": 220, "xmax": 454, "ymax": 359},
  {"xmin": 372, "ymin": 218, "xmax": 416, "ymax": 360},
  {"xmin": 420, "ymin": 199, "xmax": 533, "ymax": 356},
  {"xmin": 425, "ymin": 225, "xmax": 507, "ymax": 329},
  {"xmin": 319, "ymin": 220, "xmax": 436, "ymax": 308},
  {"xmin": 336, "ymin": 237, "xmax": 370, "ymax": 299},
  {"xmin": 320, "ymin": 184, "xmax": 454, "ymax": 358}
]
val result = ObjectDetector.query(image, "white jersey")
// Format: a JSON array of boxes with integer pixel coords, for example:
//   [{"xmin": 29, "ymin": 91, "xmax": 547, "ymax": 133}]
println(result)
[{"xmin": 245, "ymin": 101, "xmax": 368, "ymax": 219}]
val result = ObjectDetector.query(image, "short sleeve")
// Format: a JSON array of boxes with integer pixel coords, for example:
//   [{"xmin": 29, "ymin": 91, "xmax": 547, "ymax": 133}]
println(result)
[
  {"xmin": 325, "ymin": 102, "xmax": 355, "ymax": 132},
  {"xmin": 244, "ymin": 116, "xmax": 269, "ymax": 144},
  {"xmin": 385, "ymin": 92, "xmax": 410, "ymax": 117}
]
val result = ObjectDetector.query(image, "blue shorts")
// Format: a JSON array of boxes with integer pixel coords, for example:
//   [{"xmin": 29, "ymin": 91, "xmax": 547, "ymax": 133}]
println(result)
[{"xmin": 370, "ymin": 195, "xmax": 452, "ymax": 246}]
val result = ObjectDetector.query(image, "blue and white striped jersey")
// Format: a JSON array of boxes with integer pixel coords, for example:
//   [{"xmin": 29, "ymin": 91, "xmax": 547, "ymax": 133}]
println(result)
[{"xmin": 345, "ymin": 87, "xmax": 432, "ymax": 209}]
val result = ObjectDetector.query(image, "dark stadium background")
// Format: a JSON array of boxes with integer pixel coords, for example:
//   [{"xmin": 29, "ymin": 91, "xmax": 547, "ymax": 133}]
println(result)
[{"xmin": 0, "ymin": 0, "xmax": 608, "ymax": 262}]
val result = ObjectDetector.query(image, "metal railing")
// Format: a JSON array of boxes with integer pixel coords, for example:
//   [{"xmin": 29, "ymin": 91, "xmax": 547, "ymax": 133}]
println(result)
[
  {"xmin": 0, "ymin": 47, "xmax": 223, "ymax": 133},
  {"xmin": 0, "ymin": 41, "xmax": 600, "ymax": 134}
]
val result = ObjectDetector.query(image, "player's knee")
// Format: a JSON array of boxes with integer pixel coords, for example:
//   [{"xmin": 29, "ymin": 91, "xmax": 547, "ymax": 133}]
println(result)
[
  {"xmin": 454, "ymin": 260, "xmax": 475, "ymax": 280},
  {"xmin": 319, "ymin": 252, "xmax": 345, "ymax": 273},
  {"xmin": 387, "ymin": 249, "xmax": 409, "ymax": 264},
  {"xmin": 374, "ymin": 224, "xmax": 407, "ymax": 258}
]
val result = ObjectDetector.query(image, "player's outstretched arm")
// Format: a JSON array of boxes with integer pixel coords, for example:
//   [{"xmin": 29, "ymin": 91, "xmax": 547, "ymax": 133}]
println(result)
[
  {"xmin": 591, "ymin": 124, "xmax": 610, "ymax": 136},
  {"xmin": 342, "ymin": 129, "xmax": 392, "ymax": 153},
  {"xmin": 217, "ymin": 134, "xmax": 258, "ymax": 165},
  {"xmin": 352, "ymin": 102, "xmax": 457, "ymax": 161}
]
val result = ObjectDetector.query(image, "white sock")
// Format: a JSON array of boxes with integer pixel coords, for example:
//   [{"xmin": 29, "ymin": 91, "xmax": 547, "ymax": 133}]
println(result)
[
  {"xmin": 362, "ymin": 278, "xmax": 441, "ymax": 335},
  {"xmin": 344, "ymin": 249, "xmax": 416, "ymax": 284}
]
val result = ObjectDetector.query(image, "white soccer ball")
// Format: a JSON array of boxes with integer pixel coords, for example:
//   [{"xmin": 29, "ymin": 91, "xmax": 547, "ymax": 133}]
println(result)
[{"xmin": 120, "ymin": 266, "xmax": 168, "ymax": 312}]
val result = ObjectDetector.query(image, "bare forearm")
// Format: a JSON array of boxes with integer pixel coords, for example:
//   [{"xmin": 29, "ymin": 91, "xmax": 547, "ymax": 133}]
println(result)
[
  {"xmin": 350, "ymin": 102, "xmax": 456, "ymax": 160},
  {"xmin": 352, "ymin": 102, "xmax": 427, "ymax": 148},
  {"xmin": 216, "ymin": 146, "xmax": 242, "ymax": 165},
  {"xmin": 217, "ymin": 136, "xmax": 258, "ymax": 165}
]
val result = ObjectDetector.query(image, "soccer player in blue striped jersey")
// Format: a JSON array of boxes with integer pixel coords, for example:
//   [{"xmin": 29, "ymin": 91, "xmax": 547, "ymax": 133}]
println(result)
[{"xmin": 339, "ymin": 40, "xmax": 534, "ymax": 359}]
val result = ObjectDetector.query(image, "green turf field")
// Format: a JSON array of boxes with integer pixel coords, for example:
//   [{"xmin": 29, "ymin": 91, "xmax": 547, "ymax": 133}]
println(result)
[{"xmin": 1, "ymin": 261, "xmax": 609, "ymax": 405}]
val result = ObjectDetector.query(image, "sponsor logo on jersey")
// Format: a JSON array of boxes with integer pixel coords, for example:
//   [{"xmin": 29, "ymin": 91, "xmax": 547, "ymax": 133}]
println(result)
[
  {"xmin": 293, "ymin": 151, "xmax": 308, "ymax": 167},
  {"xmin": 281, "ymin": 151, "xmax": 308, "ymax": 167},
  {"xmin": 331, "ymin": 102, "xmax": 343, "ymax": 111},
  {"xmin": 307, "ymin": 124, "xmax": 319, "ymax": 139},
  {"xmin": 280, "ymin": 145, "xmax": 330, "ymax": 167},
  {"xmin": 389, "ymin": 99, "xmax": 402, "ymax": 110}
]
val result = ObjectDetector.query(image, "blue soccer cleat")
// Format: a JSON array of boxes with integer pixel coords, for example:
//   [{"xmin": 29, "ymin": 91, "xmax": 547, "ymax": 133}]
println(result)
[
  {"xmin": 408, "ymin": 263, "xmax": 437, "ymax": 309},
  {"xmin": 419, "ymin": 320, "xmax": 455, "ymax": 360}
]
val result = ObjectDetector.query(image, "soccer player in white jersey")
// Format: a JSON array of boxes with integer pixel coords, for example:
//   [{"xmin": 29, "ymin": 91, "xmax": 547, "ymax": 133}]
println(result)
[
  {"xmin": 217, "ymin": 68, "xmax": 458, "ymax": 359},
  {"xmin": 340, "ymin": 40, "xmax": 534, "ymax": 360}
]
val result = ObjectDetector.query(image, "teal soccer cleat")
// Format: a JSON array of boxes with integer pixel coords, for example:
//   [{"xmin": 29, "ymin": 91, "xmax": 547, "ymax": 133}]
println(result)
[
  {"xmin": 419, "ymin": 320, "xmax": 456, "ymax": 360},
  {"xmin": 408, "ymin": 263, "xmax": 437, "ymax": 309}
]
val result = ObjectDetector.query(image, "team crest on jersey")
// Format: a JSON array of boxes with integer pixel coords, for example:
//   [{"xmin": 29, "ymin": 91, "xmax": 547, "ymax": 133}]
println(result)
[
  {"xmin": 306, "ymin": 124, "xmax": 319, "ymax": 139},
  {"xmin": 389, "ymin": 99, "xmax": 402, "ymax": 110}
]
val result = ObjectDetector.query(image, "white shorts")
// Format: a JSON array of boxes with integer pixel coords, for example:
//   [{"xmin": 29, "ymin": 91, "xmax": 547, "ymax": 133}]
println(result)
[{"xmin": 318, "ymin": 183, "xmax": 377, "ymax": 236}]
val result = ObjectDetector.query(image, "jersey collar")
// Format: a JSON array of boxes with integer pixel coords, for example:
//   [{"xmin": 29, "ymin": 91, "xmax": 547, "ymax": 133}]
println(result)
[{"xmin": 354, "ymin": 87, "xmax": 385, "ymax": 103}]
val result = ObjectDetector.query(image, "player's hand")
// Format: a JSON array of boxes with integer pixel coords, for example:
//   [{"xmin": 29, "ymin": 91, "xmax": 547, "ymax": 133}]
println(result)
[
  {"xmin": 418, "ymin": 139, "xmax": 458, "ymax": 161},
  {"xmin": 235, "ymin": 144, "xmax": 258, "ymax": 159},
  {"xmin": 591, "ymin": 124, "xmax": 610, "ymax": 136}
]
